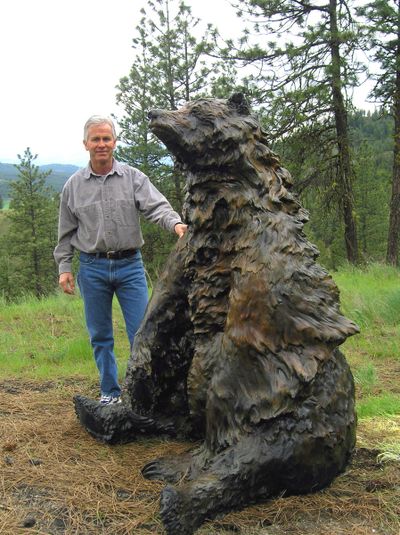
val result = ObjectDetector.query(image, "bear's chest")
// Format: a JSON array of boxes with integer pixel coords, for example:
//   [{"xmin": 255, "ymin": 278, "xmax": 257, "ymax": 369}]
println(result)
[
  {"xmin": 182, "ymin": 190, "xmax": 253, "ymax": 335},
  {"xmin": 181, "ymin": 221, "xmax": 235, "ymax": 336}
]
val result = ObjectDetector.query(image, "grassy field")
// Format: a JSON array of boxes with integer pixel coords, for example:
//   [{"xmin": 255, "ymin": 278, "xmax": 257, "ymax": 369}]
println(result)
[
  {"xmin": 1, "ymin": 262, "xmax": 399, "ymax": 420},
  {"xmin": 334, "ymin": 263, "xmax": 400, "ymax": 422},
  {"xmin": 0, "ymin": 263, "xmax": 399, "ymax": 534},
  {"xmin": 0, "ymin": 292, "xmax": 130, "ymax": 383}
]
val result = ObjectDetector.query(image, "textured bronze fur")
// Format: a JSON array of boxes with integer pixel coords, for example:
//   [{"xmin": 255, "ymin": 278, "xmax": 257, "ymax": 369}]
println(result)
[{"xmin": 74, "ymin": 94, "xmax": 359, "ymax": 535}]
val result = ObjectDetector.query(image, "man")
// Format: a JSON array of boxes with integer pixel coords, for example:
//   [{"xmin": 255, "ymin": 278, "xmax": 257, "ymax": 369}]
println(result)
[{"xmin": 54, "ymin": 115, "xmax": 187, "ymax": 405}]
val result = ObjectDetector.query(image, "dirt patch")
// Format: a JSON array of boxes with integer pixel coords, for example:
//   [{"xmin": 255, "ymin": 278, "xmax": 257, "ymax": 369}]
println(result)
[{"xmin": 1, "ymin": 380, "xmax": 399, "ymax": 535}]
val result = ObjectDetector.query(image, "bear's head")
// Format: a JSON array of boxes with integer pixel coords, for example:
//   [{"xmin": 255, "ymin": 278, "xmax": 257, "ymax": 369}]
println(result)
[
  {"xmin": 148, "ymin": 94, "xmax": 295, "ymax": 206},
  {"xmin": 148, "ymin": 93, "xmax": 282, "ymax": 174}
]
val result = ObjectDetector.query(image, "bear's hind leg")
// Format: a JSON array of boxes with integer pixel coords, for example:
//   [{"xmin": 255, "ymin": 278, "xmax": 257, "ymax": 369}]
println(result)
[
  {"xmin": 158, "ymin": 433, "xmax": 286, "ymax": 535},
  {"xmin": 158, "ymin": 417, "xmax": 355, "ymax": 535}
]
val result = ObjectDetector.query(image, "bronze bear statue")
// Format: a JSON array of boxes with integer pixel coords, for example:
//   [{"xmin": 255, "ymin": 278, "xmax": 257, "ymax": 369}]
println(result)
[{"xmin": 74, "ymin": 93, "xmax": 359, "ymax": 535}]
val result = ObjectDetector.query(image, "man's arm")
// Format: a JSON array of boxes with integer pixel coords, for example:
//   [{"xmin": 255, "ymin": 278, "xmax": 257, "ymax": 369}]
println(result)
[
  {"xmin": 133, "ymin": 169, "xmax": 185, "ymax": 232},
  {"xmin": 54, "ymin": 184, "xmax": 78, "ymax": 292}
]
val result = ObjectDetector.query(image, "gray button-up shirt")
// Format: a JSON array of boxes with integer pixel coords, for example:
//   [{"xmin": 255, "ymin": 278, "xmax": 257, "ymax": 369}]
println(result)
[{"xmin": 54, "ymin": 160, "xmax": 182, "ymax": 274}]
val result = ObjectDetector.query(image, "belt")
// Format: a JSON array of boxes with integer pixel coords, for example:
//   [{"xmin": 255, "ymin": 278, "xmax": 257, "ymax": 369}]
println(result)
[{"xmin": 88, "ymin": 249, "xmax": 137, "ymax": 259}]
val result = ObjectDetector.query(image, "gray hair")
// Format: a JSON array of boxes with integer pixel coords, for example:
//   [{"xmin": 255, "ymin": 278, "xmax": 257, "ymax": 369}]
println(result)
[{"xmin": 83, "ymin": 115, "xmax": 117, "ymax": 141}]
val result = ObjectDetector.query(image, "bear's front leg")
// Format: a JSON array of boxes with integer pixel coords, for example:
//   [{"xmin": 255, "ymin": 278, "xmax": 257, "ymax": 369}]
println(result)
[
  {"xmin": 124, "ymin": 244, "xmax": 194, "ymax": 426},
  {"xmin": 141, "ymin": 450, "xmax": 194, "ymax": 483}
]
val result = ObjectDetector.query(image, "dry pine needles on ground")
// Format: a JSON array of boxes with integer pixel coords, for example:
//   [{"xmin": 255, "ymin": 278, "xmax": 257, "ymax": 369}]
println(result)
[{"xmin": 1, "ymin": 380, "xmax": 399, "ymax": 535}]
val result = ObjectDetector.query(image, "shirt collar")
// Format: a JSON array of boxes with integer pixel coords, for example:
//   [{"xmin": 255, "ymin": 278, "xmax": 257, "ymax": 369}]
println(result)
[{"xmin": 83, "ymin": 159, "xmax": 124, "ymax": 180}]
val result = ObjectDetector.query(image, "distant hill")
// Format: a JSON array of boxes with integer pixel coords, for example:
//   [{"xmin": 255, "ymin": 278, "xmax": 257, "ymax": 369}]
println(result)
[{"xmin": 0, "ymin": 162, "xmax": 80, "ymax": 199}]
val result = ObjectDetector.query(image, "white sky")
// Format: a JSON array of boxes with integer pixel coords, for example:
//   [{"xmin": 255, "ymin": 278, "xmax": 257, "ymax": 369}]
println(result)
[{"xmin": 1, "ymin": 0, "xmax": 374, "ymax": 166}]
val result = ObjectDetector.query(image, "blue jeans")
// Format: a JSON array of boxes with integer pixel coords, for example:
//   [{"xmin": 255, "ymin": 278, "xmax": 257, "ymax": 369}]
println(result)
[{"xmin": 77, "ymin": 251, "xmax": 148, "ymax": 397}]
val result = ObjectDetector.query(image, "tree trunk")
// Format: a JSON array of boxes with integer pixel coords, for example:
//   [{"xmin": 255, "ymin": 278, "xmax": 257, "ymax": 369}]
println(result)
[
  {"xmin": 386, "ymin": 8, "xmax": 400, "ymax": 265},
  {"xmin": 329, "ymin": 0, "xmax": 359, "ymax": 264}
]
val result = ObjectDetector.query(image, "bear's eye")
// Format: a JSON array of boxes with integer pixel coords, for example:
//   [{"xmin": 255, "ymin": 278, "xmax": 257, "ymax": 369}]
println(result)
[
  {"xmin": 190, "ymin": 105, "xmax": 204, "ymax": 117},
  {"xmin": 190, "ymin": 104, "xmax": 215, "ymax": 125}
]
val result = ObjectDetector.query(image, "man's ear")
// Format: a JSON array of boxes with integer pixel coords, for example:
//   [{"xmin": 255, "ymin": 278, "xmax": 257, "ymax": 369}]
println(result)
[{"xmin": 83, "ymin": 140, "xmax": 88, "ymax": 151}]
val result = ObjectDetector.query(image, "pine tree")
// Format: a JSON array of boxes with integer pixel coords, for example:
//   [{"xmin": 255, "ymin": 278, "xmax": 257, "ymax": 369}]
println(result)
[
  {"xmin": 358, "ymin": 0, "xmax": 400, "ymax": 265},
  {"xmin": 353, "ymin": 140, "xmax": 390, "ymax": 260},
  {"xmin": 227, "ymin": 0, "xmax": 364, "ymax": 263},
  {"xmin": 115, "ymin": 18, "xmax": 167, "ymax": 180},
  {"xmin": 114, "ymin": 0, "xmax": 236, "ymax": 277},
  {"xmin": 4, "ymin": 148, "xmax": 58, "ymax": 299},
  {"xmin": 115, "ymin": 0, "xmax": 238, "ymax": 201}
]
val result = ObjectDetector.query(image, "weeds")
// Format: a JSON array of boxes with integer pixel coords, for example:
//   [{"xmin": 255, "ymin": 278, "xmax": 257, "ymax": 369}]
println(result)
[
  {"xmin": 0, "ymin": 291, "xmax": 130, "ymax": 382},
  {"xmin": 353, "ymin": 363, "xmax": 377, "ymax": 395},
  {"xmin": 357, "ymin": 394, "xmax": 400, "ymax": 419}
]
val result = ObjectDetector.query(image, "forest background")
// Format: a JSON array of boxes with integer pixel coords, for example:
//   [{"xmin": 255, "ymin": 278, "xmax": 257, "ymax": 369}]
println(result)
[{"xmin": 0, "ymin": 0, "xmax": 399, "ymax": 300}]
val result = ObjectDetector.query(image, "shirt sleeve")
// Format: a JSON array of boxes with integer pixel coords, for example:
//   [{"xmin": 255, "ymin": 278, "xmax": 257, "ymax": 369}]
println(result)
[
  {"xmin": 133, "ymin": 169, "xmax": 182, "ymax": 231},
  {"xmin": 53, "ymin": 183, "xmax": 78, "ymax": 274}
]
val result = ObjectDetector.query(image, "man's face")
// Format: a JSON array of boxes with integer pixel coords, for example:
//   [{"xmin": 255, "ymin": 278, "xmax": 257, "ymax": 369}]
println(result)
[{"xmin": 84, "ymin": 123, "xmax": 116, "ymax": 169}]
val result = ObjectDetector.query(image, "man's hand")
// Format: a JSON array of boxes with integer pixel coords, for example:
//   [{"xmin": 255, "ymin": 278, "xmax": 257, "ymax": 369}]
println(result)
[
  {"xmin": 59, "ymin": 272, "xmax": 75, "ymax": 295},
  {"xmin": 174, "ymin": 223, "xmax": 188, "ymax": 238}
]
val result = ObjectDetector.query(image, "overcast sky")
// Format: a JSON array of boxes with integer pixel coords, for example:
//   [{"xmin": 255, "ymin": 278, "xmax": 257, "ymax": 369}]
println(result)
[{"xmin": 1, "ymin": 0, "xmax": 373, "ymax": 167}]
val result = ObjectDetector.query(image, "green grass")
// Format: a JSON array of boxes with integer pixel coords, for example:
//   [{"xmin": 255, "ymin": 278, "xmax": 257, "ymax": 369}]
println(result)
[
  {"xmin": 353, "ymin": 363, "xmax": 377, "ymax": 394},
  {"xmin": 332, "ymin": 263, "xmax": 400, "ymax": 418},
  {"xmin": 334, "ymin": 263, "xmax": 400, "ymax": 363},
  {"xmin": 357, "ymin": 393, "xmax": 400, "ymax": 419},
  {"xmin": 0, "ymin": 292, "xmax": 130, "ymax": 383},
  {"xmin": 334, "ymin": 262, "xmax": 400, "ymax": 328},
  {"xmin": 0, "ymin": 263, "xmax": 399, "ymax": 419}
]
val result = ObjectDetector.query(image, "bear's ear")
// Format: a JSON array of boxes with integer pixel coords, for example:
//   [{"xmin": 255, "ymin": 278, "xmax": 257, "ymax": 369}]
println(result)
[{"xmin": 228, "ymin": 93, "xmax": 251, "ymax": 115}]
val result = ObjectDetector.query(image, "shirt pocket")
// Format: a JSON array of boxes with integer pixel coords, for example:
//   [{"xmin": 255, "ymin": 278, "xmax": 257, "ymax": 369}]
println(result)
[
  {"xmin": 75, "ymin": 202, "xmax": 102, "ymax": 230},
  {"xmin": 115, "ymin": 199, "xmax": 138, "ymax": 227}
]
